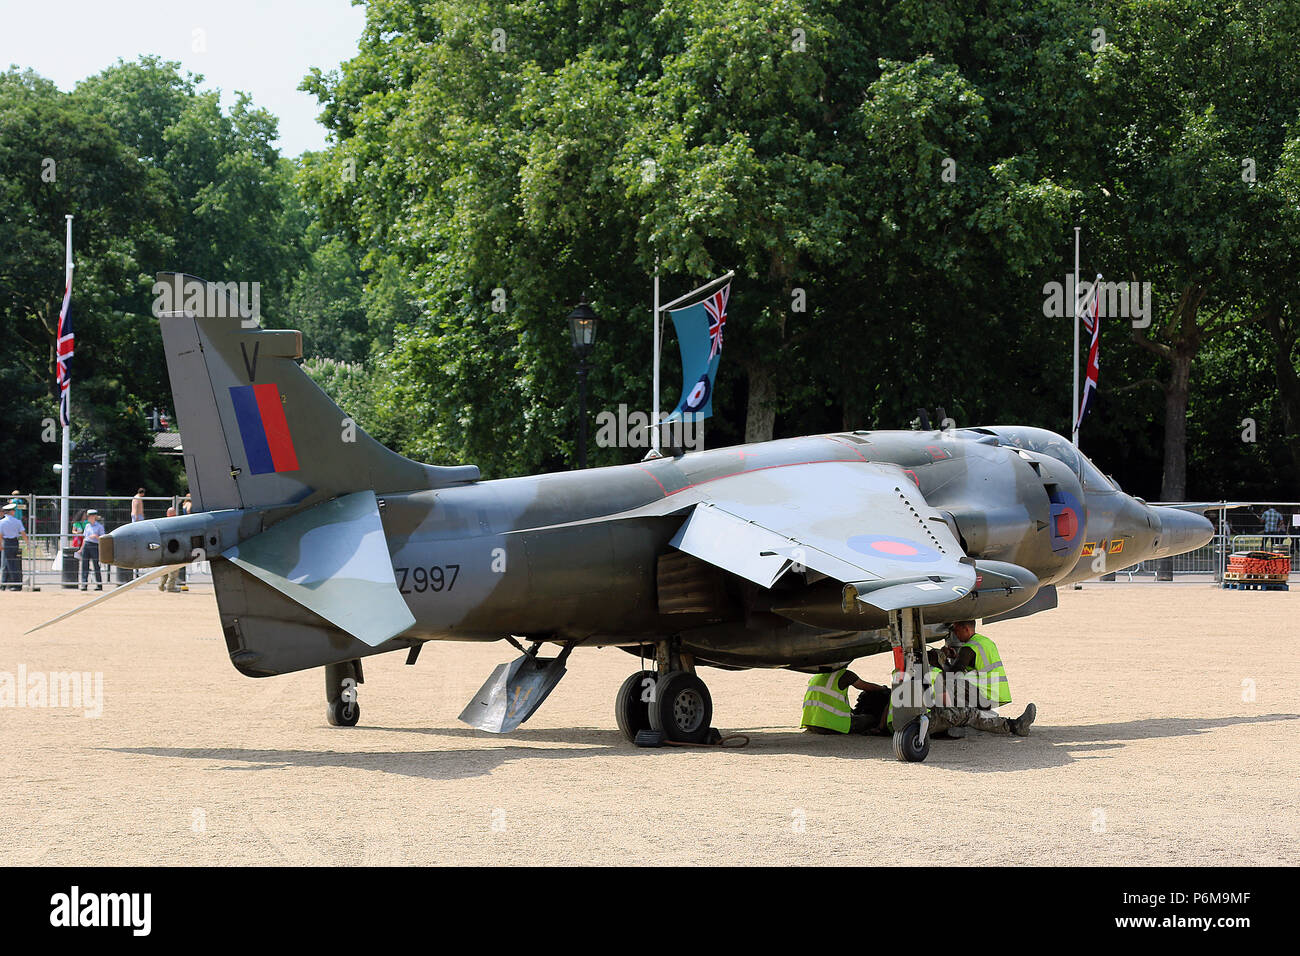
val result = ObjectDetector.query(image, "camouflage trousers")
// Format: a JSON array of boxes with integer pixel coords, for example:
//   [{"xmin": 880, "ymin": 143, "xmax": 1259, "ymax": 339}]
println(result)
[{"xmin": 927, "ymin": 707, "xmax": 1014, "ymax": 735}]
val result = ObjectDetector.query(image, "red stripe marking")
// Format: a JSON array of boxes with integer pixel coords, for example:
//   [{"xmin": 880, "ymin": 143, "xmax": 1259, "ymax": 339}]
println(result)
[
  {"xmin": 252, "ymin": 383, "xmax": 299, "ymax": 472},
  {"xmin": 631, "ymin": 441, "xmax": 870, "ymax": 500},
  {"xmin": 825, "ymin": 436, "xmax": 869, "ymax": 460},
  {"xmin": 631, "ymin": 465, "xmax": 667, "ymax": 494}
]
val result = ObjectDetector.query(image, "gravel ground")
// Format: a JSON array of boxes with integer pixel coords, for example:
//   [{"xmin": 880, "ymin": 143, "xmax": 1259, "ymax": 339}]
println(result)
[{"xmin": 2, "ymin": 582, "xmax": 1296, "ymax": 865}]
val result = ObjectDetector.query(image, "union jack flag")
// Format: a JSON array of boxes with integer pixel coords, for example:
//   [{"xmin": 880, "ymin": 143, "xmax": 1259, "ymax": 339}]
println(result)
[
  {"xmin": 704, "ymin": 283, "xmax": 729, "ymax": 359},
  {"xmin": 1075, "ymin": 274, "xmax": 1101, "ymax": 434},
  {"xmin": 56, "ymin": 278, "xmax": 73, "ymax": 426}
]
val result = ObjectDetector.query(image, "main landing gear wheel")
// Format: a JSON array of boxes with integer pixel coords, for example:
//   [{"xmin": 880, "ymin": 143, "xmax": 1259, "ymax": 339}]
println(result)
[
  {"xmin": 615, "ymin": 670, "xmax": 656, "ymax": 743},
  {"xmin": 648, "ymin": 671, "xmax": 713, "ymax": 744},
  {"xmin": 893, "ymin": 717, "xmax": 930, "ymax": 763},
  {"xmin": 325, "ymin": 659, "xmax": 362, "ymax": 727}
]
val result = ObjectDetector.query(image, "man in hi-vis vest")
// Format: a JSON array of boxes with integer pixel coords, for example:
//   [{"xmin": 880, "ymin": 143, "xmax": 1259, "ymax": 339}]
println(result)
[
  {"xmin": 801, "ymin": 667, "xmax": 882, "ymax": 734},
  {"xmin": 937, "ymin": 620, "xmax": 1036, "ymax": 736}
]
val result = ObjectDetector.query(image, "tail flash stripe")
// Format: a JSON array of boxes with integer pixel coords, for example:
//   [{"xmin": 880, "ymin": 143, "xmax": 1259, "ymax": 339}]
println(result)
[
  {"xmin": 230, "ymin": 384, "xmax": 299, "ymax": 475},
  {"xmin": 230, "ymin": 385, "xmax": 275, "ymax": 474},
  {"xmin": 253, "ymin": 383, "xmax": 300, "ymax": 473}
]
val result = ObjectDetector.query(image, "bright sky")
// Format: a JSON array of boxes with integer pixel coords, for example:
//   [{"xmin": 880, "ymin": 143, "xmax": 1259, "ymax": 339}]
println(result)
[{"xmin": 0, "ymin": 0, "xmax": 369, "ymax": 156}]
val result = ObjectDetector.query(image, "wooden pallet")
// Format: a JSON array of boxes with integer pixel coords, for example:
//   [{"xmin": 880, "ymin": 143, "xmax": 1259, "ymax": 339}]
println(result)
[
  {"xmin": 1222, "ymin": 580, "xmax": 1289, "ymax": 591},
  {"xmin": 1224, "ymin": 571, "xmax": 1289, "ymax": 582}
]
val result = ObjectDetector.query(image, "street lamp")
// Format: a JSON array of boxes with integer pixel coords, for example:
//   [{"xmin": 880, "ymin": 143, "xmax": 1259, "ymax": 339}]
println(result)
[{"xmin": 567, "ymin": 295, "xmax": 599, "ymax": 468}]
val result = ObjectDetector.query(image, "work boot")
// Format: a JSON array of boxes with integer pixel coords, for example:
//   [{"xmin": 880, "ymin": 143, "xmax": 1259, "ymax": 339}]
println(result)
[{"xmin": 1011, "ymin": 702, "xmax": 1037, "ymax": 737}]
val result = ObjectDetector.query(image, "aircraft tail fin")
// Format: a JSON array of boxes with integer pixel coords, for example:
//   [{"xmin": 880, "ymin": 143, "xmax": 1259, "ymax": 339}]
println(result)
[{"xmin": 155, "ymin": 272, "xmax": 478, "ymax": 512}]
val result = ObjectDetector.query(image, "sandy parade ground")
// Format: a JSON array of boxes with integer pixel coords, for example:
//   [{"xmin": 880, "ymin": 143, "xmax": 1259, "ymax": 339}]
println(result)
[{"xmin": 1, "ymin": 581, "xmax": 1296, "ymax": 867}]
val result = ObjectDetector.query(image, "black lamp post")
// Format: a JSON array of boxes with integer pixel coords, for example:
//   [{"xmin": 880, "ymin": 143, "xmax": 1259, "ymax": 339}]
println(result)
[{"xmin": 567, "ymin": 295, "xmax": 599, "ymax": 469}]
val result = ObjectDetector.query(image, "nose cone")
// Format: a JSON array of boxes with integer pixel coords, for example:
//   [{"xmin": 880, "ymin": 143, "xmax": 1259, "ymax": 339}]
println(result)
[{"xmin": 1152, "ymin": 506, "xmax": 1215, "ymax": 556}]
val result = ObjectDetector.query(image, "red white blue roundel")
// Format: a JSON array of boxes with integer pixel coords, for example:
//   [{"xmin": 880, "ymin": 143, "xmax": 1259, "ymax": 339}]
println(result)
[
  {"xmin": 681, "ymin": 373, "xmax": 712, "ymax": 413},
  {"xmin": 847, "ymin": 534, "xmax": 942, "ymax": 563}
]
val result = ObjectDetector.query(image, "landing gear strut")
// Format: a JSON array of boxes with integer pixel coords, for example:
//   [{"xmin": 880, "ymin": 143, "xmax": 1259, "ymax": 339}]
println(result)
[
  {"xmin": 888, "ymin": 607, "xmax": 931, "ymax": 762},
  {"xmin": 616, "ymin": 641, "xmax": 714, "ymax": 744},
  {"xmin": 326, "ymin": 659, "xmax": 363, "ymax": 727}
]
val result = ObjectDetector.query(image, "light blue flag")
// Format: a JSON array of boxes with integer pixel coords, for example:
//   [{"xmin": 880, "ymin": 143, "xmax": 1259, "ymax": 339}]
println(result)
[{"xmin": 666, "ymin": 283, "xmax": 729, "ymax": 421}]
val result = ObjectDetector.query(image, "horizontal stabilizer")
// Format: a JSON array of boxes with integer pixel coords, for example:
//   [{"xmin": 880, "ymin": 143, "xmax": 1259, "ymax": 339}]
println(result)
[{"xmin": 222, "ymin": 490, "xmax": 414, "ymax": 647}]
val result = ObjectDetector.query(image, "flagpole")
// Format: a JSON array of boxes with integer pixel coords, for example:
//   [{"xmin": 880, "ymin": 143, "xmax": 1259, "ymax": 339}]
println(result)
[
  {"xmin": 1072, "ymin": 226, "xmax": 1080, "ymax": 447},
  {"xmin": 60, "ymin": 214, "xmax": 73, "ymax": 555},
  {"xmin": 652, "ymin": 257, "xmax": 661, "ymax": 452}
]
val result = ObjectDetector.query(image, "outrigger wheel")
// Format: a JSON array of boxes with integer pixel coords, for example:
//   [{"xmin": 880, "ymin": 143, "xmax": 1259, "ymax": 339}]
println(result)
[
  {"xmin": 893, "ymin": 716, "xmax": 931, "ymax": 763},
  {"xmin": 647, "ymin": 671, "xmax": 713, "ymax": 744},
  {"xmin": 325, "ymin": 659, "xmax": 363, "ymax": 727},
  {"xmin": 615, "ymin": 670, "xmax": 656, "ymax": 743}
]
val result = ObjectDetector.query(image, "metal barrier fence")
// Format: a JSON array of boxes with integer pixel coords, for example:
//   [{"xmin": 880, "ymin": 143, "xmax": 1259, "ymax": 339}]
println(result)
[{"xmin": 3, "ymin": 494, "xmax": 212, "ymax": 591}]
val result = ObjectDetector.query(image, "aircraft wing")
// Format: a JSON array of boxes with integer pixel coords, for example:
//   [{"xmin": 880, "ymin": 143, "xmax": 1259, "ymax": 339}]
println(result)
[{"xmin": 667, "ymin": 460, "xmax": 976, "ymax": 611}]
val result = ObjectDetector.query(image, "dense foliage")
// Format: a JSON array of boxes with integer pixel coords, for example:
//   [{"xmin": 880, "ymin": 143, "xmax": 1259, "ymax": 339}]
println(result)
[{"xmin": 4, "ymin": 2, "xmax": 1299, "ymax": 503}]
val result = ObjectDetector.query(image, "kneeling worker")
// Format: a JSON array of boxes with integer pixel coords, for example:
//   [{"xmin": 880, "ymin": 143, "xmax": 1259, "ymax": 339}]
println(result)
[
  {"xmin": 801, "ymin": 666, "xmax": 884, "ymax": 735},
  {"xmin": 878, "ymin": 665, "xmax": 1036, "ymax": 738},
  {"xmin": 936, "ymin": 619, "xmax": 1036, "ymax": 736}
]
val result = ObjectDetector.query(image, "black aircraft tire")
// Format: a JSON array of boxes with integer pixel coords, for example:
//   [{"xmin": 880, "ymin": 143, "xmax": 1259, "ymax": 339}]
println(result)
[
  {"xmin": 327, "ymin": 697, "xmax": 360, "ymax": 727},
  {"xmin": 615, "ymin": 670, "xmax": 656, "ymax": 743},
  {"xmin": 648, "ymin": 671, "xmax": 713, "ymax": 744},
  {"xmin": 893, "ymin": 718, "xmax": 930, "ymax": 762}
]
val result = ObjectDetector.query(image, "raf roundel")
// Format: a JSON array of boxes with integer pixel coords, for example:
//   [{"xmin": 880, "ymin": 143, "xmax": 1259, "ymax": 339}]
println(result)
[
  {"xmin": 682, "ymin": 373, "xmax": 711, "ymax": 413},
  {"xmin": 846, "ymin": 534, "xmax": 942, "ymax": 564}
]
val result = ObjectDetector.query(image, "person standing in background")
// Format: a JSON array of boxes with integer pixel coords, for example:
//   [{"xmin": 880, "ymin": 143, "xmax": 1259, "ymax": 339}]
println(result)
[
  {"xmin": 131, "ymin": 488, "xmax": 146, "ymax": 523},
  {"xmin": 178, "ymin": 493, "xmax": 193, "ymax": 591},
  {"xmin": 1, "ymin": 502, "xmax": 30, "ymax": 591},
  {"xmin": 1261, "ymin": 507, "xmax": 1284, "ymax": 550},
  {"xmin": 158, "ymin": 506, "xmax": 181, "ymax": 592},
  {"xmin": 80, "ymin": 508, "xmax": 105, "ymax": 591}
]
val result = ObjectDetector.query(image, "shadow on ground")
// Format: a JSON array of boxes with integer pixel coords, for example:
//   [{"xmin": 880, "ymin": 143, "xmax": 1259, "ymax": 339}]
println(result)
[{"xmin": 106, "ymin": 713, "xmax": 1299, "ymax": 779}]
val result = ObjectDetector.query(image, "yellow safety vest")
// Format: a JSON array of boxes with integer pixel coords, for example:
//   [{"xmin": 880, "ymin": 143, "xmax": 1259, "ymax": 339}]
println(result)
[
  {"xmin": 961, "ymin": 633, "xmax": 1011, "ymax": 706},
  {"xmin": 801, "ymin": 669, "xmax": 852, "ymax": 733},
  {"xmin": 886, "ymin": 665, "xmax": 944, "ymax": 732}
]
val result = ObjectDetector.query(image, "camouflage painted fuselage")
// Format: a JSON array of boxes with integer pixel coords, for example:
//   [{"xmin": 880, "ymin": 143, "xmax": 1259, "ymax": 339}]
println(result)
[
  {"xmin": 101, "ymin": 278, "xmax": 1213, "ymax": 679},
  {"xmin": 335, "ymin": 426, "xmax": 1207, "ymax": 671}
]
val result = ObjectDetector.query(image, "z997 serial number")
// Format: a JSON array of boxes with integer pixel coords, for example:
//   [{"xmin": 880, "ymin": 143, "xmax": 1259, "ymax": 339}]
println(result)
[{"xmin": 396, "ymin": 564, "xmax": 459, "ymax": 593}]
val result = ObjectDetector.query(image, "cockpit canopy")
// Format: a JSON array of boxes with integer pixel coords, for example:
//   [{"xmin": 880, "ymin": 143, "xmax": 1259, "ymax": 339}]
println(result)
[{"xmin": 968, "ymin": 426, "xmax": 1119, "ymax": 494}]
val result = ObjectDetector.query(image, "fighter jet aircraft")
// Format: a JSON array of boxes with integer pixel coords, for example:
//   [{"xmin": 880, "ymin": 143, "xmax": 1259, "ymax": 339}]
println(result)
[{"xmin": 35, "ymin": 275, "xmax": 1214, "ymax": 761}]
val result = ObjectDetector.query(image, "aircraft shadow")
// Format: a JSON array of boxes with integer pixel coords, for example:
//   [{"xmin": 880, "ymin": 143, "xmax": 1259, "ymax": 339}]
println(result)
[{"xmin": 107, "ymin": 713, "xmax": 1298, "ymax": 778}]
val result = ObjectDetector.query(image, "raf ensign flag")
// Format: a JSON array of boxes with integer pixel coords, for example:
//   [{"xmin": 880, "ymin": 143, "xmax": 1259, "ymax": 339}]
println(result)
[{"xmin": 666, "ymin": 283, "xmax": 730, "ymax": 421}]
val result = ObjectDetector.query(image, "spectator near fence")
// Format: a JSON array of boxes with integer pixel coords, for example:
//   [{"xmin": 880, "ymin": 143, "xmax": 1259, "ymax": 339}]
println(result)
[
  {"xmin": 131, "ymin": 488, "xmax": 145, "ymax": 523},
  {"xmin": 1, "ymin": 502, "xmax": 29, "ymax": 591},
  {"xmin": 1262, "ymin": 507, "xmax": 1284, "ymax": 549},
  {"xmin": 80, "ymin": 508, "xmax": 105, "ymax": 591}
]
